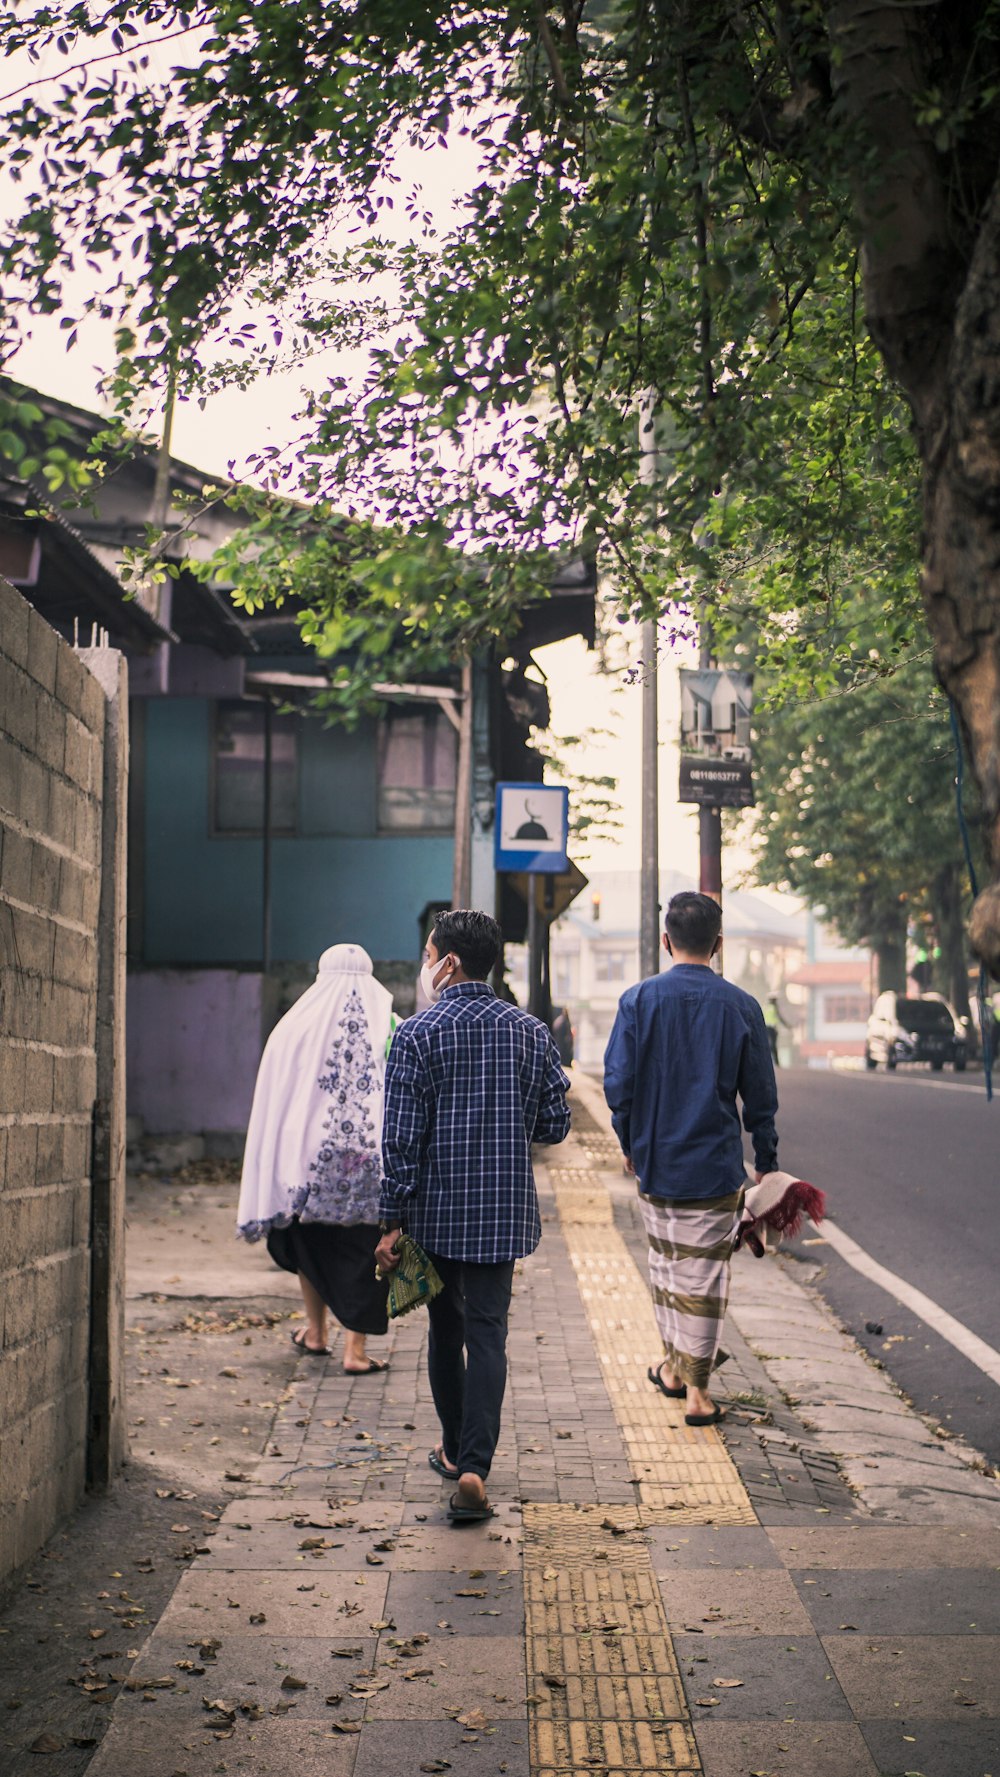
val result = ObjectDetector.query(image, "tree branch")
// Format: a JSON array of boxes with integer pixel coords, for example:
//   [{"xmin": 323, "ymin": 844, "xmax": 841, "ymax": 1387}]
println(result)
[{"xmin": 533, "ymin": 4, "xmax": 573, "ymax": 107}]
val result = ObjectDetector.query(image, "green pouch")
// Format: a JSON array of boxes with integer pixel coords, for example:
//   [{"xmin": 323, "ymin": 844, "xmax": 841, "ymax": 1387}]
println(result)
[{"xmin": 379, "ymin": 1233, "xmax": 444, "ymax": 1319}]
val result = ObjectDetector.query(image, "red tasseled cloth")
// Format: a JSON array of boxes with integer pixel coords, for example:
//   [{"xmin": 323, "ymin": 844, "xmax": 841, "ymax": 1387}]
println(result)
[{"xmin": 759, "ymin": 1180, "xmax": 826, "ymax": 1239}]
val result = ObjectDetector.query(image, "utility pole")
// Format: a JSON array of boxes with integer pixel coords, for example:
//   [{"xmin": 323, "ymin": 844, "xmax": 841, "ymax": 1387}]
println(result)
[
  {"xmin": 698, "ymin": 602, "xmax": 723, "ymax": 970},
  {"xmin": 638, "ymin": 390, "xmax": 660, "ymax": 978},
  {"xmin": 451, "ymin": 658, "xmax": 473, "ymax": 908},
  {"xmin": 527, "ymin": 883, "xmax": 544, "ymax": 1019}
]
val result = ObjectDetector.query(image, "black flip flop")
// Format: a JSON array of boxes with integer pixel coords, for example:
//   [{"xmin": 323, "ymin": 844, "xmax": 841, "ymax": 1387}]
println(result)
[
  {"xmin": 290, "ymin": 1329, "xmax": 332, "ymax": 1357},
  {"xmin": 447, "ymin": 1491, "xmax": 494, "ymax": 1525},
  {"xmin": 647, "ymin": 1364, "xmax": 686, "ymax": 1400},
  {"xmin": 684, "ymin": 1405, "xmax": 726, "ymax": 1427},
  {"xmin": 342, "ymin": 1358, "xmax": 389, "ymax": 1376},
  {"xmin": 428, "ymin": 1448, "xmax": 459, "ymax": 1480}
]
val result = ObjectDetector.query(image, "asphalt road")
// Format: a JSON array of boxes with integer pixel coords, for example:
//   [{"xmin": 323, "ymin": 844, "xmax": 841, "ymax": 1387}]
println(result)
[{"xmin": 774, "ymin": 1064, "xmax": 1000, "ymax": 1467}]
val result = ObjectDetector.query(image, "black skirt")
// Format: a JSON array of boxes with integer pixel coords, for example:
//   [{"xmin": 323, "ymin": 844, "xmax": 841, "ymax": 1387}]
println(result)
[{"xmin": 266, "ymin": 1219, "xmax": 389, "ymax": 1336}]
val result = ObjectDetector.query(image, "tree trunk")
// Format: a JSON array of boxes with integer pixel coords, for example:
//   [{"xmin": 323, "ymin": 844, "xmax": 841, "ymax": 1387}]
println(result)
[
  {"xmin": 873, "ymin": 924, "xmax": 907, "ymax": 996},
  {"xmin": 930, "ymin": 864, "xmax": 971, "ymax": 1018},
  {"xmin": 828, "ymin": 3, "xmax": 1000, "ymax": 977},
  {"xmin": 919, "ymin": 172, "xmax": 1000, "ymax": 977}
]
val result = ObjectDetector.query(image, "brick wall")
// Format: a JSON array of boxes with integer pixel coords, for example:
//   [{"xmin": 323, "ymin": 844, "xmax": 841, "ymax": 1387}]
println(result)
[{"xmin": 0, "ymin": 577, "xmax": 126, "ymax": 1584}]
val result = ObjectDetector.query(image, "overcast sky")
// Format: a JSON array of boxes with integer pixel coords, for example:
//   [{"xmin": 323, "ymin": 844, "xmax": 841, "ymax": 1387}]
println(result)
[{"xmin": 2, "ymin": 24, "xmax": 786, "ymax": 900}]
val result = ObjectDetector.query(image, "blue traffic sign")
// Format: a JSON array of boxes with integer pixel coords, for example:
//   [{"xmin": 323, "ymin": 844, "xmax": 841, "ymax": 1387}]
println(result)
[{"xmin": 494, "ymin": 782, "xmax": 569, "ymax": 874}]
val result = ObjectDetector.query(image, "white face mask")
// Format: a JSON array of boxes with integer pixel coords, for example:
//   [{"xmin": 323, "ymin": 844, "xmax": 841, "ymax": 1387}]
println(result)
[{"xmin": 419, "ymin": 954, "xmax": 452, "ymax": 1004}]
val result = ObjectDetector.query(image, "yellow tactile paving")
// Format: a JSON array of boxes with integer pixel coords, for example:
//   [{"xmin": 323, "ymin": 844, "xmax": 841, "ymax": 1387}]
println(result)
[
  {"xmin": 519, "ymin": 1099, "xmax": 758, "ymax": 1775},
  {"xmin": 545, "ymin": 1151, "xmax": 756, "ymax": 1524},
  {"xmin": 521, "ymin": 1503, "xmax": 700, "ymax": 1775}
]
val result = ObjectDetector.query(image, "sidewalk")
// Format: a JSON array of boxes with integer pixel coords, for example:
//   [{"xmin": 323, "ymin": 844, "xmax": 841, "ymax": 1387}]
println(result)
[{"xmin": 6, "ymin": 1078, "xmax": 1000, "ymax": 1777}]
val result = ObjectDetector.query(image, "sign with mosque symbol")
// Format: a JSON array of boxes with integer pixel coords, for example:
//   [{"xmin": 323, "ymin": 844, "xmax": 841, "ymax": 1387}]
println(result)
[{"xmin": 494, "ymin": 782, "xmax": 569, "ymax": 874}]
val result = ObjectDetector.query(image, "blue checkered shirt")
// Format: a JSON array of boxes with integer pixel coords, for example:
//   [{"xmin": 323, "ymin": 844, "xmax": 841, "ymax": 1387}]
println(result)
[{"xmin": 379, "ymin": 982, "xmax": 571, "ymax": 1263}]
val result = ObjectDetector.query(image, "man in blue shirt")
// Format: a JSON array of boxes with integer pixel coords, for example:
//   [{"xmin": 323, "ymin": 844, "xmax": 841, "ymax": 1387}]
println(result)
[
  {"xmin": 375, "ymin": 909, "xmax": 570, "ymax": 1522},
  {"xmin": 604, "ymin": 892, "xmax": 778, "ymax": 1427}
]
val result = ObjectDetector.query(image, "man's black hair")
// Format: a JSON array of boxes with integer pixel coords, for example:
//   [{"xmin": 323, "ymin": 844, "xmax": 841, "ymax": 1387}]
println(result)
[
  {"xmin": 432, "ymin": 909, "xmax": 502, "ymax": 980},
  {"xmin": 664, "ymin": 891, "xmax": 722, "ymax": 956}
]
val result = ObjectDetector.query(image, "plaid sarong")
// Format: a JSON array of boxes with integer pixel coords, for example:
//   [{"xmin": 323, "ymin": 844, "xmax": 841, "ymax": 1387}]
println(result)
[{"xmin": 638, "ymin": 1188, "xmax": 744, "ymax": 1390}]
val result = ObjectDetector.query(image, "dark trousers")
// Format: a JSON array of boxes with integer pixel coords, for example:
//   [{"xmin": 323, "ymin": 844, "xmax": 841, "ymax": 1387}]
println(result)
[{"xmin": 425, "ymin": 1253, "xmax": 515, "ymax": 1482}]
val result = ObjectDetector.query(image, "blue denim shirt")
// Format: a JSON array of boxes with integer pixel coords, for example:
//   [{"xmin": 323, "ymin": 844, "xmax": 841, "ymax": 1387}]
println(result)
[{"xmin": 603, "ymin": 964, "xmax": 778, "ymax": 1200}]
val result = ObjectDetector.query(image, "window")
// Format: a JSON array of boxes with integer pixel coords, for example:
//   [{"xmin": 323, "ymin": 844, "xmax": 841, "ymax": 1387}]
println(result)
[
  {"xmin": 213, "ymin": 701, "xmax": 298, "ymax": 835},
  {"xmin": 824, "ymin": 994, "xmax": 869, "ymax": 1024},
  {"xmin": 595, "ymin": 950, "xmax": 630, "ymax": 983},
  {"xmin": 553, "ymin": 956, "xmax": 577, "ymax": 1000},
  {"xmin": 377, "ymin": 705, "xmax": 457, "ymax": 831}
]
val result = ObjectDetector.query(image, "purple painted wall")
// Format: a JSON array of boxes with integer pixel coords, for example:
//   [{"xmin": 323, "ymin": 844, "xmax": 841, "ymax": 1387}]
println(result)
[{"xmin": 127, "ymin": 969, "xmax": 262, "ymax": 1135}]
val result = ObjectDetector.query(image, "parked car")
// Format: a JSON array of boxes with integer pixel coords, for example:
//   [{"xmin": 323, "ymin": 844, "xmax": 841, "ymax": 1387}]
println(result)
[{"xmin": 865, "ymin": 992, "xmax": 967, "ymax": 1072}]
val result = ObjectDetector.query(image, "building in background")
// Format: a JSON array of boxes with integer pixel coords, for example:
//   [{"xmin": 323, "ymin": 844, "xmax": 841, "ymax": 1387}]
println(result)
[
  {"xmin": 3, "ymin": 382, "xmax": 594, "ymax": 1143},
  {"xmin": 784, "ymin": 913, "xmax": 873, "ymax": 1061},
  {"xmin": 508, "ymin": 868, "xmax": 811, "ymax": 1069}
]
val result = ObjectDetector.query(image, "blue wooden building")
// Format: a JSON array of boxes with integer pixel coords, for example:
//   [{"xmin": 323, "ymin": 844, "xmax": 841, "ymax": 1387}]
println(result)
[{"xmin": 3, "ymin": 385, "xmax": 594, "ymax": 1142}]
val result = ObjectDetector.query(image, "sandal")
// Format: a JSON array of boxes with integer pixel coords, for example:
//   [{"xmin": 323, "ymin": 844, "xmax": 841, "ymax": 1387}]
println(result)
[
  {"xmin": 342, "ymin": 1357, "xmax": 389, "ymax": 1375},
  {"xmin": 447, "ymin": 1490, "xmax": 494, "ymax": 1525},
  {"xmin": 684, "ymin": 1405, "xmax": 727, "ymax": 1427},
  {"xmin": 428, "ymin": 1447, "xmax": 459, "ymax": 1480},
  {"xmin": 647, "ymin": 1363, "xmax": 686, "ymax": 1400},
  {"xmin": 290, "ymin": 1328, "xmax": 332, "ymax": 1357}
]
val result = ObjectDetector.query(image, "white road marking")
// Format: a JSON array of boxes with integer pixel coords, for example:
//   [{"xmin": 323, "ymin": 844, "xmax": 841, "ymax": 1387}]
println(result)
[
  {"xmin": 820, "ymin": 1219, "xmax": 1000, "ymax": 1387},
  {"xmin": 832, "ymin": 1065, "xmax": 985, "ymax": 1094}
]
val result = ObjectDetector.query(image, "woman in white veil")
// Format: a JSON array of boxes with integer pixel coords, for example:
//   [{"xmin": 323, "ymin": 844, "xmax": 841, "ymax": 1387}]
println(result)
[{"xmin": 237, "ymin": 944, "xmax": 394, "ymax": 1371}]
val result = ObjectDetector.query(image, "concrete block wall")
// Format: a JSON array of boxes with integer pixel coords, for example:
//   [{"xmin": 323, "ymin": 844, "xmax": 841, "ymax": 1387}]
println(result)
[{"xmin": 0, "ymin": 577, "xmax": 113, "ymax": 1583}]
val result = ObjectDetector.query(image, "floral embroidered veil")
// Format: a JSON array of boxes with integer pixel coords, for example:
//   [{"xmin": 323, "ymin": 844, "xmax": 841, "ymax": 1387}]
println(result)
[{"xmin": 237, "ymin": 944, "xmax": 395, "ymax": 1240}]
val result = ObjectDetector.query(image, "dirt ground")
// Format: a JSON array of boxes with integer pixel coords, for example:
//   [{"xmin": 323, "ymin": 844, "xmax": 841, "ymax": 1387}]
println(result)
[{"xmin": 0, "ymin": 1162, "xmax": 310, "ymax": 1777}]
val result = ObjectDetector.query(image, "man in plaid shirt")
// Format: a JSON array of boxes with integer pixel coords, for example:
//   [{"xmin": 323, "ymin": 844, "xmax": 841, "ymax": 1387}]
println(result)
[{"xmin": 375, "ymin": 909, "xmax": 570, "ymax": 1522}]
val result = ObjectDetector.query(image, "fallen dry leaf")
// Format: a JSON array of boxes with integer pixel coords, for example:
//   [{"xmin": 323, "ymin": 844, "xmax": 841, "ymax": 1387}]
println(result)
[
  {"xmin": 694, "ymin": 1697, "xmax": 721, "ymax": 1707},
  {"xmin": 420, "ymin": 1762, "xmax": 451, "ymax": 1773},
  {"xmin": 281, "ymin": 1676, "xmax": 308, "ymax": 1691},
  {"xmin": 713, "ymin": 1678, "xmax": 744, "ymax": 1689},
  {"xmin": 28, "ymin": 1734, "xmax": 64, "ymax": 1754},
  {"xmin": 329, "ymin": 1720, "xmax": 363, "ymax": 1734},
  {"xmin": 457, "ymin": 1708, "xmax": 490, "ymax": 1730}
]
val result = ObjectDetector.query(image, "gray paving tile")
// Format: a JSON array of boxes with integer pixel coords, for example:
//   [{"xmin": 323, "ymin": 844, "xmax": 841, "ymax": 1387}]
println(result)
[
  {"xmin": 383, "ymin": 1571, "xmax": 523, "ymax": 1637},
  {"xmin": 793, "ymin": 1567, "xmax": 1000, "ymax": 1635},
  {"xmin": 645, "ymin": 1526, "xmax": 784, "ymax": 1571},
  {"xmin": 122, "ymin": 1633, "xmax": 378, "ymax": 1714},
  {"xmin": 83, "ymin": 1712, "xmax": 359, "ymax": 1776},
  {"xmin": 218, "ymin": 1499, "xmax": 405, "ymax": 1532},
  {"xmin": 823, "ymin": 1635, "xmax": 1000, "ymax": 1719},
  {"xmin": 695, "ymin": 1720, "xmax": 879, "ymax": 1776},
  {"xmin": 861, "ymin": 1717, "xmax": 1000, "ymax": 1776},
  {"xmin": 363, "ymin": 1636, "xmax": 526, "ymax": 1718},
  {"xmin": 660, "ymin": 1569, "xmax": 815, "ymax": 1636},
  {"xmin": 355, "ymin": 1715, "xmax": 530, "ymax": 1776},
  {"xmin": 674, "ymin": 1633, "xmax": 853, "ymax": 1721},
  {"xmin": 159, "ymin": 1568, "xmax": 390, "ymax": 1637},
  {"xmin": 769, "ymin": 1525, "xmax": 1000, "ymax": 1569}
]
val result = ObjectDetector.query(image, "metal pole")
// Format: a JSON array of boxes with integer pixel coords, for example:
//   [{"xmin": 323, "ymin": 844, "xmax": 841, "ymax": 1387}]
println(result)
[
  {"xmin": 527, "ymin": 880, "xmax": 543, "ymax": 1019},
  {"xmin": 639, "ymin": 390, "xmax": 660, "ymax": 977},
  {"xmin": 698, "ymin": 601, "xmax": 723, "ymax": 970},
  {"xmin": 262, "ymin": 698, "xmax": 273, "ymax": 977},
  {"xmin": 451, "ymin": 658, "xmax": 473, "ymax": 908}
]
